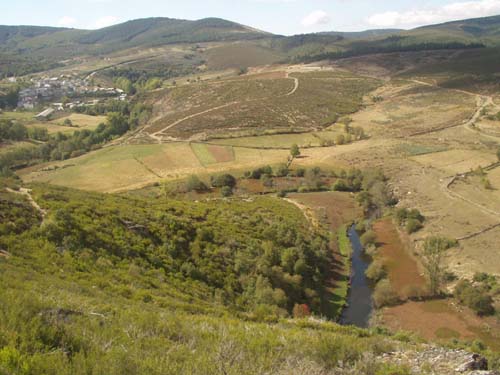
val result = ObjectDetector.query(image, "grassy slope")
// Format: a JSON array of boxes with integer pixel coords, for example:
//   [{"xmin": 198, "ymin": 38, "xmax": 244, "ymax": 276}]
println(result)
[{"xmin": 0, "ymin": 179, "xmax": 418, "ymax": 374}]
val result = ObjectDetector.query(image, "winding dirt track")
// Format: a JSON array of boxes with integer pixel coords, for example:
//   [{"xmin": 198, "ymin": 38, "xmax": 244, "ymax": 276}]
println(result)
[
  {"xmin": 128, "ymin": 72, "xmax": 302, "ymax": 144},
  {"xmin": 405, "ymin": 79, "xmax": 500, "ymax": 238},
  {"xmin": 6, "ymin": 187, "xmax": 47, "ymax": 217}
]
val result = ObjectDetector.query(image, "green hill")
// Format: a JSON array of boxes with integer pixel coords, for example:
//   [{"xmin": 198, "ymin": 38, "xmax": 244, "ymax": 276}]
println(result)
[
  {"xmin": 0, "ymin": 178, "xmax": 405, "ymax": 374},
  {"xmin": 0, "ymin": 17, "xmax": 269, "ymax": 57}
]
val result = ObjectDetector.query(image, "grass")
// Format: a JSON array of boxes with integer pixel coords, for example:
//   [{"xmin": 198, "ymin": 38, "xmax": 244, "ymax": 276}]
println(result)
[
  {"xmin": 393, "ymin": 143, "xmax": 448, "ymax": 157},
  {"xmin": 190, "ymin": 143, "xmax": 234, "ymax": 165},
  {"xmin": 0, "ymin": 180, "xmax": 416, "ymax": 374},
  {"xmin": 20, "ymin": 143, "xmax": 289, "ymax": 192},
  {"xmin": 0, "ymin": 111, "xmax": 106, "ymax": 135}
]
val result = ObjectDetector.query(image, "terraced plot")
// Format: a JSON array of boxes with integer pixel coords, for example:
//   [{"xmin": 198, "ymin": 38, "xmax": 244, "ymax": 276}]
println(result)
[{"xmin": 20, "ymin": 143, "xmax": 289, "ymax": 192}]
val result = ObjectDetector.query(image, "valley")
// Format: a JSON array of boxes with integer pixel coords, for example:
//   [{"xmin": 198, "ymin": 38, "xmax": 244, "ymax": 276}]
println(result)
[{"xmin": 1, "ymin": 11, "xmax": 500, "ymax": 375}]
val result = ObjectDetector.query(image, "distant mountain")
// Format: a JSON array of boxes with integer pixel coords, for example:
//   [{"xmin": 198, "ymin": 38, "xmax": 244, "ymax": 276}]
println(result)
[
  {"xmin": 0, "ymin": 17, "xmax": 270, "ymax": 57},
  {"xmin": 1, "ymin": 14, "xmax": 500, "ymax": 77},
  {"xmin": 319, "ymin": 29, "xmax": 403, "ymax": 39},
  {"xmin": 398, "ymin": 14, "xmax": 500, "ymax": 46}
]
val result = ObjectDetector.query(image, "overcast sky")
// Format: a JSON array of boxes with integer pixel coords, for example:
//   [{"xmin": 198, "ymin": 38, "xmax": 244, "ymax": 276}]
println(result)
[{"xmin": 2, "ymin": 0, "xmax": 500, "ymax": 35}]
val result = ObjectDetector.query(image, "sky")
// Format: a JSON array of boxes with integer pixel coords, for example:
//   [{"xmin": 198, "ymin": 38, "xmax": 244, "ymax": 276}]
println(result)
[{"xmin": 2, "ymin": 0, "xmax": 500, "ymax": 35}]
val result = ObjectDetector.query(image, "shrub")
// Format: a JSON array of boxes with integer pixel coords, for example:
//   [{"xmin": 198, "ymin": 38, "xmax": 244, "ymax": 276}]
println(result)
[
  {"xmin": 395, "ymin": 208, "xmax": 408, "ymax": 225},
  {"xmin": 221, "ymin": 186, "xmax": 233, "ymax": 197},
  {"xmin": 405, "ymin": 218, "xmax": 422, "ymax": 234},
  {"xmin": 292, "ymin": 303, "xmax": 311, "ymax": 318},
  {"xmin": 360, "ymin": 230, "xmax": 377, "ymax": 247},
  {"xmin": 373, "ymin": 280, "xmax": 399, "ymax": 307},
  {"xmin": 249, "ymin": 165, "xmax": 273, "ymax": 179},
  {"xmin": 185, "ymin": 175, "xmax": 208, "ymax": 192},
  {"xmin": 454, "ymin": 279, "xmax": 495, "ymax": 316},
  {"xmin": 482, "ymin": 177, "xmax": 493, "ymax": 190},
  {"xmin": 275, "ymin": 164, "xmax": 289, "ymax": 177},
  {"xmin": 211, "ymin": 173, "xmax": 236, "ymax": 188},
  {"xmin": 261, "ymin": 174, "xmax": 273, "ymax": 188},
  {"xmin": 365, "ymin": 261, "xmax": 387, "ymax": 283},
  {"xmin": 336, "ymin": 134, "xmax": 345, "ymax": 145},
  {"xmin": 277, "ymin": 190, "xmax": 287, "ymax": 198},
  {"xmin": 295, "ymin": 168, "xmax": 306, "ymax": 177},
  {"xmin": 332, "ymin": 179, "xmax": 349, "ymax": 191},
  {"xmin": 290, "ymin": 144, "xmax": 301, "ymax": 159}
]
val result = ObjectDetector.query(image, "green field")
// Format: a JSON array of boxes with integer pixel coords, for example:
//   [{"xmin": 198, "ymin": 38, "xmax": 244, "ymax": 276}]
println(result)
[
  {"xmin": 20, "ymin": 143, "xmax": 288, "ymax": 192},
  {"xmin": 0, "ymin": 111, "xmax": 106, "ymax": 135}
]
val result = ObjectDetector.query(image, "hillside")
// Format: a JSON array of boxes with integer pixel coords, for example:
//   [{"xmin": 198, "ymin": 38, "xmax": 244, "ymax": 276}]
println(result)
[
  {"xmin": 0, "ymin": 17, "xmax": 269, "ymax": 56},
  {"xmin": 3, "ymin": 14, "xmax": 500, "ymax": 77},
  {"xmin": 2, "ymin": 178, "xmax": 499, "ymax": 374}
]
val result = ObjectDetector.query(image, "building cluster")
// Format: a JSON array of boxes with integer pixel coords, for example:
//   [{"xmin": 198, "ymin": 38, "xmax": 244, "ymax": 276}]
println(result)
[{"xmin": 17, "ymin": 75, "xmax": 127, "ymax": 110}]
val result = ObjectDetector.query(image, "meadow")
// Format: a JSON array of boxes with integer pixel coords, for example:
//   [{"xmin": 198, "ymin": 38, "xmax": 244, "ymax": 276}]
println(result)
[{"xmin": 0, "ymin": 111, "xmax": 106, "ymax": 135}]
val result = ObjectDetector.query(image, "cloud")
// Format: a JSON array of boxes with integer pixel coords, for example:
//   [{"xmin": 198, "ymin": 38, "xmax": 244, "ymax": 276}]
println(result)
[
  {"xmin": 57, "ymin": 16, "xmax": 77, "ymax": 27},
  {"xmin": 91, "ymin": 16, "xmax": 120, "ymax": 29},
  {"xmin": 367, "ymin": 0, "xmax": 500, "ymax": 28},
  {"xmin": 301, "ymin": 10, "xmax": 331, "ymax": 27}
]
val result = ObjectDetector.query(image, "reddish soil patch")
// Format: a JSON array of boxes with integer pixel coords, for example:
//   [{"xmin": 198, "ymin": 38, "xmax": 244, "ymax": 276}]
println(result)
[
  {"xmin": 373, "ymin": 218, "xmax": 427, "ymax": 298},
  {"xmin": 382, "ymin": 300, "xmax": 500, "ymax": 350},
  {"xmin": 206, "ymin": 145, "xmax": 234, "ymax": 163}
]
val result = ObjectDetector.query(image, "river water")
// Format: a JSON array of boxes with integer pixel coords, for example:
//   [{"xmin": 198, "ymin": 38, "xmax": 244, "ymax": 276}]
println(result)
[{"xmin": 339, "ymin": 224, "xmax": 374, "ymax": 328}]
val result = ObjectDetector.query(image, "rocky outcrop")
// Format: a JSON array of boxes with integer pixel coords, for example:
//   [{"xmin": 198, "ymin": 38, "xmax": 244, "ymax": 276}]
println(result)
[{"xmin": 379, "ymin": 346, "xmax": 498, "ymax": 375}]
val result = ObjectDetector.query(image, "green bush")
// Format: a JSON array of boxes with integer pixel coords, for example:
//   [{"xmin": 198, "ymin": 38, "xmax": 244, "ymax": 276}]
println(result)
[
  {"xmin": 211, "ymin": 173, "xmax": 236, "ymax": 188},
  {"xmin": 454, "ymin": 279, "xmax": 495, "ymax": 316},
  {"xmin": 365, "ymin": 261, "xmax": 387, "ymax": 283},
  {"xmin": 405, "ymin": 218, "xmax": 422, "ymax": 234},
  {"xmin": 275, "ymin": 164, "xmax": 289, "ymax": 177},
  {"xmin": 295, "ymin": 168, "xmax": 306, "ymax": 177},
  {"xmin": 360, "ymin": 230, "xmax": 377, "ymax": 247},
  {"xmin": 186, "ymin": 175, "xmax": 208, "ymax": 192},
  {"xmin": 373, "ymin": 280, "xmax": 399, "ymax": 307},
  {"xmin": 220, "ymin": 186, "xmax": 233, "ymax": 197}
]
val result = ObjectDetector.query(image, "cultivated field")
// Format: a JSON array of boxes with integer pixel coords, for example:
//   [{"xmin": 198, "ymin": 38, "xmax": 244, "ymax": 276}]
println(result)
[{"xmin": 20, "ymin": 143, "xmax": 289, "ymax": 192}]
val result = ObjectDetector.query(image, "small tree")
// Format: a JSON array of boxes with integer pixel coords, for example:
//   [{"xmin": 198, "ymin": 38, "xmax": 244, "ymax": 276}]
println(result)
[
  {"xmin": 220, "ymin": 186, "xmax": 233, "ymax": 197},
  {"xmin": 292, "ymin": 303, "xmax": 311, "ymax": 318},
  {"xmin": 360, "ymin": 230, "xmax": 377, "ymax": 247},
  {"xmin": 497, "ymin": 147, "xmax": 500, "ymax": 162},
  {"xmin": 422, "ymin": 236, "xmax": 450, "ymax": 296},
  {"xmin": 186, "ymin": 175, "xmax": 208, "ymax": 192},
  {"xmin": 290, "ymin": 144, "xmax": 301, "ymax": 159}
]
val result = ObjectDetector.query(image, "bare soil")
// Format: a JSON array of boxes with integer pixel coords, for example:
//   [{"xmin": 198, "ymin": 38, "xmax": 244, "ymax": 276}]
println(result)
[{"xmin": 373, "ymin": 218, "xmax": 427, "ymax": 298}]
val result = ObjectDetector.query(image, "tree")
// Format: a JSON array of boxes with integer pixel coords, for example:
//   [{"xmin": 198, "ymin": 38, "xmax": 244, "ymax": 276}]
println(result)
[
  {"xmin": 220, "ymin": 186, "xmax": 233, "ymax": 197},
  {"xmin": 211, "ymin": 174, "xmax": 236, "ymax": 188},
  {"xmin": 185, "ymin": 175, "xmax": 208, "ymax": 192},
  {"xmin": 292, "ymin": 303, "xmax": 311, "ymax": 318},
  {"xmin": 290, "ymin": 144, "xmax": 301, "ymax": 159},
  {"xmin": 422, "ymin": 236, "xmax": 450, "ymax": 296}
]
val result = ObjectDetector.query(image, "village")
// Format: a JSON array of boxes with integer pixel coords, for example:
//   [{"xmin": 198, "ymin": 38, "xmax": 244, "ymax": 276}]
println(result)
[{"xmin": 17, "ymin": 74, "xmax": 127, "ymax": 119}]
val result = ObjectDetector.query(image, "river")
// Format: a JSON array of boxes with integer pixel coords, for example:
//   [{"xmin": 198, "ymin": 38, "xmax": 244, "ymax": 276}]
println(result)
[{"xmin": 339, "ymin": 224, "xmax": 374, "ymax": 328}]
